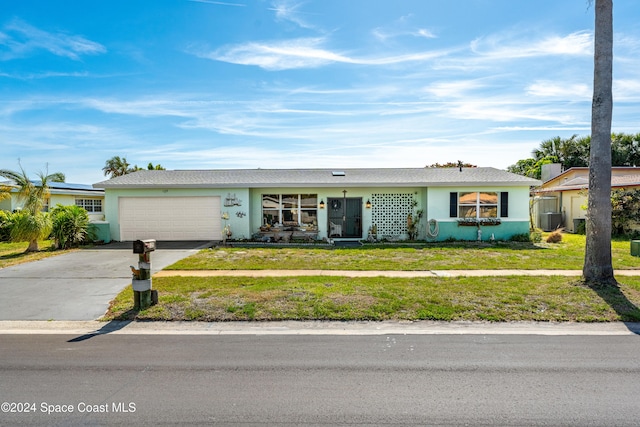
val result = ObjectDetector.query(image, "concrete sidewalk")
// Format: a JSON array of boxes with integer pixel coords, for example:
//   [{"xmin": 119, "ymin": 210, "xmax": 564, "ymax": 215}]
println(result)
[
  {"xmin": 155, "ymin": 269, "xmax": 640, "ymax": 277},
  {"xmin": 1, "ymin": 319, "xmax": 639, "ymax": 336}
]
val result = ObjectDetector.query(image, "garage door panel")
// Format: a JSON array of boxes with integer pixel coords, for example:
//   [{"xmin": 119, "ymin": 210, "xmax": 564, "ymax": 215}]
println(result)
[{"xmin": 119, "ymin": 197, "xmax": 221, "ymax": 241}]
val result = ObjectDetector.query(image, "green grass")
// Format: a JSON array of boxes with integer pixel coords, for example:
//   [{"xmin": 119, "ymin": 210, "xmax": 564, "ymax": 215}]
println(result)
[
  {"xmin": 103, "ymin": 275, "xmax": 640, "ymax": 322},
  {"xmin": 0, "ymin": 240, "xmax": 65, "ymax": 268},
  {"xmin": 167, "ymin": 233, "xmax": 640, "ymax": 271}
]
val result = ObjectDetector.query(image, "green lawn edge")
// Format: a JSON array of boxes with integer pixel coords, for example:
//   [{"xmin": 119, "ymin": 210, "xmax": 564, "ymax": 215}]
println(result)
[
  {"xmin": 103, "ymin": 275, "xmax": 640, "ymax": 323},
  {"xmin": 165, "ymin": 234, "xmax": 640, "ymax": 271}
]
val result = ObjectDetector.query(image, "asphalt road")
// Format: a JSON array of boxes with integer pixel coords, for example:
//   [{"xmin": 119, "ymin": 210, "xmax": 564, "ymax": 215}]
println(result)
[
  {"xmin": 0, "ymin": 241, "xmax": 211, "ymax": 321},
  {"xmin": 1, "ymin": 333, "xmax": 640, "ymax": 426}
]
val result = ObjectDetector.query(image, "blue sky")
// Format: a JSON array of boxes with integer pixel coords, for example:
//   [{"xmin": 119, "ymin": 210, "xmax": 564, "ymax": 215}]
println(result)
[{"xmin": 1, "ymin": 0, "xmax": 639, "ymax": 184}]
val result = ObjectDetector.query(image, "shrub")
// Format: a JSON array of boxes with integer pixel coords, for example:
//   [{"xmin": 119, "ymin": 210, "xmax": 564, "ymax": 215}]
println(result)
[
  {"xmin": 611, "ymin": 189, "xmax": 640, "ymax": 236},
  {"xmin": 509, "ymin": 233, "xmax": 531, "ymax": 243},
  {"xmin": 10, "ymin": 210, "xmax": 52, "ymax": 251},
  {"xmin": 50, "ymin": 205, "xmax": 94, "ymax": 249},
  {"xmin": 509, "ymin": 231, "xmax": 543, "ymax": 243},
  {"xmin": 546, "ymin": 230, "xmax": 563, "ymax": 243},
  {"xmin": 0, "ymin": 210, "xmax": 11, "ymax": 242},
  {"xmin": 530, "ymin": 230, "xmax": 543, "ymax": 243}
]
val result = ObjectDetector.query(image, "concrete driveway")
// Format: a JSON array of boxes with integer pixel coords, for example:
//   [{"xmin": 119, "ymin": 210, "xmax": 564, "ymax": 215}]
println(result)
[{"xmin": 0, "ymin": 241, "xmax": 212, "ymax": 321}]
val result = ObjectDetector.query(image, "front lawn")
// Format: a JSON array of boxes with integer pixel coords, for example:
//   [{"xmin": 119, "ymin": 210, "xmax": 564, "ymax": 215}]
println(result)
[
  {"xmin": 167, "ymin": 233, "xmax": 640, "ymax": 271},
  {"xmin": 0, "ymin": 240, "xmax": 63, "ymax": 269},
  {"xmin": 104, "ymin": 275, "xmax": 640, "ymax": 322}
]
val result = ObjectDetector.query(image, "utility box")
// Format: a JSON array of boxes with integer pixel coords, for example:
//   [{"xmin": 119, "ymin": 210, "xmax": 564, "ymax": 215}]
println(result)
[
  {"xmin": 133, "ymin": 239, "xmax": 156, "ymax": 254},
  {"xmin": 631, "ymin": 240, "xmax": 640, "ymax": 257}
]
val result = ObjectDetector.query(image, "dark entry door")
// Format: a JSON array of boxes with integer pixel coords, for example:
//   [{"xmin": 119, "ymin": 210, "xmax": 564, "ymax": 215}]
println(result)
[{"xmin": 327, "ymin": 197, "xmax": 362, "ymax": 238}]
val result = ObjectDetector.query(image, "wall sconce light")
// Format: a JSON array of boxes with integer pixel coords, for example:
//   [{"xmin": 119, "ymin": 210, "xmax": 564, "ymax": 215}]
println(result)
[
  {"xmin": 365, "ymin": 199, "xmax": 372, "ymax": 209},
  {"xmin": 319, "ymin": 199, "xmax": 325, "ymax": 209}
]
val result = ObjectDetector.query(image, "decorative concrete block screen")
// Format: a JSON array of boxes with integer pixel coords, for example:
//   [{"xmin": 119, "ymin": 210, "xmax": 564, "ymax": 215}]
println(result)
[{"xmin": 371, "ymin": 193, "xmax": 414, "ymax": 237}]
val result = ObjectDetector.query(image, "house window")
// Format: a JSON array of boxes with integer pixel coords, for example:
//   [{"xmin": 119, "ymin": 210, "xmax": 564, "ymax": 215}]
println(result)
[
  {"xmin": 450, "ymin": 192, "xmax": 509, "ymax": 218},
  {"xmin": 456, "ymin": 192, "xmax": 498, "ymax": 218},
  {"xmin": 76, "ymin": 198, "xmax": 102, "ymax": 213},
  {"xmin": 262, "ymin": 194, "xmax": 318, "ymax": 226}
]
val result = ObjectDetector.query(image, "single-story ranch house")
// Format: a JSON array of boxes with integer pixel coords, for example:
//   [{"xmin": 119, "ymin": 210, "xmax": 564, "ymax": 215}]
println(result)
[
  {"xmin": 93, "ymin": 167, "xmax": 540, "ymax": 242},
  {"xmin": 1, "ymin": 180, "xmax": 110, "ymax": 242},
  {"xmin": 1, "ymin": 181, "xmax": 105, "ymax": 221},
  {"xmin": 533, "ymin": 166, "xmax": 640, "ymax": 232}
]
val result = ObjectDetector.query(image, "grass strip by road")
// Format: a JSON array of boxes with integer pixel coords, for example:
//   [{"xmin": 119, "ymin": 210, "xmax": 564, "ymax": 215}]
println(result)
[
  {"xmin": 167, "ymin": 234, "xmax": 640, "ymax": 271},
  {"xmin": 103, "ymin": 275, "xmax": 640, "ymax": 322}
]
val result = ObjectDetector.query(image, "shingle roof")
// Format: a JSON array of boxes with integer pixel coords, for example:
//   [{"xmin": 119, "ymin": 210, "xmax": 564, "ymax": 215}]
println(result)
[
  {"xmin": 536, "ymin": 167, "xmax": 640, "ymax": 193},
  {"xmin": 94, "ymin": 168, "xmax": 540, "ymax": 189}
]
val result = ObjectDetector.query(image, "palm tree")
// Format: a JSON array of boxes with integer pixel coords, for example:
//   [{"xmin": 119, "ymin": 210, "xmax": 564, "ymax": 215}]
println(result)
[
  {"xmin": 146, "ymin": 162, "xmax": 166, "ymax": 170},
  {"xmin": 0, "ymin": 166, "xmax": 63, "ymax": 252},
  {"xmin": 583, "ymin": 0, "xmax": 615, "ymax": 286},
  {"xmin": 102, "ymin": 156, "xmax": 132, "ymax": 178},
  {"xmin": 0, "ymin": 184, "xmax": 12, "ymax": 203}
]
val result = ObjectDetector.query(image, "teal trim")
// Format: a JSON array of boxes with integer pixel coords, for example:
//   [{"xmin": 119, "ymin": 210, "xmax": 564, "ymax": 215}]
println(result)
[
  {"xmin": 432, "ymin": 221, "xmax": 530, "ymax": 242},
  {"xmin": 92, "ymin": 222, "xmax": 111, "ymax": 243}
]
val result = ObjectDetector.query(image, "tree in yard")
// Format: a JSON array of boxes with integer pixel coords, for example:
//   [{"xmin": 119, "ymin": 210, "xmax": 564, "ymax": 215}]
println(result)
[
  {"xmin": 103, "ymin": 156, "xmax": 165, "ymax": 178},
  {"xmin": 583, "ymin": 0, "xmax": 616, "ymax": 286},
  {"xmin": 0, "ymin": 165, "xmax": 64, "ymax": 252},
  {"xmin": 145, "ymin": 162, "xmax": 165, "ymax": 170},
  {"xmin": 532, "ymin": 135, "xmax": 591, "ymax": 170},
  {"xmin": 102, "ymin": 156, "xmax": 132, "ymax": 178},
  {"xmin": 507, "ymin": 156, "xmax": 558, "ymax": 179},
  {"xmin": 0, "ymin": 183, "xmax": 12, "ymax": 203}
]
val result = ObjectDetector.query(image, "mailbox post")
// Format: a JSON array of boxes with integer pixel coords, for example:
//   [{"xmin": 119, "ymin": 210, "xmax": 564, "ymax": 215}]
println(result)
[{"xmin": 131, "ymin": 239, "xmax": 157, "ymax": 310}]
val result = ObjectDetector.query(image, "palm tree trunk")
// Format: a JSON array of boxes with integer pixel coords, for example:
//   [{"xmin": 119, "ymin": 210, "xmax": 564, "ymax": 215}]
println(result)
[
  {"xmin": 26, "ymin": 239, "xmax": 39, "ymax": 252},
  {"xmin": 583, "ymin": 0, "xmax": 616, "ymax": 286}
]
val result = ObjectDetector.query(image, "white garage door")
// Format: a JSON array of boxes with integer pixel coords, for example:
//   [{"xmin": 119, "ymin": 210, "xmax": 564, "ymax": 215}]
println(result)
[{"xmin": 119, "ymin": 196, "xmax": 221, "ymax": 241}]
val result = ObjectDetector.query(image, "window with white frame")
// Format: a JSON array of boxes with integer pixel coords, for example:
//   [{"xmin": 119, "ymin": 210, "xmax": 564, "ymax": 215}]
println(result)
[
  {"xmin": 262, "ymin": 194, "xmax": 318, "ymax": 227},
  {"xmin": 75, "ymin": 198, "xmax": 103, "ymax": 213}
]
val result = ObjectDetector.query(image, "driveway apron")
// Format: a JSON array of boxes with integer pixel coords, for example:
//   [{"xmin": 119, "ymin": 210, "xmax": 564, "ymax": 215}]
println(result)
[{"xmin": 0, "ymin": 241, "xmax": 211, "ymax": 321}]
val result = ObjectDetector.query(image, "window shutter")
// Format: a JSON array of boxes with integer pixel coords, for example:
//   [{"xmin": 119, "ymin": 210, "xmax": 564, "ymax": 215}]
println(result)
[
  {"xmin": 450, "ymin": 192, "xmax": 457, "ymax": 217},
  {"xmin": 500, "ymin": 192, "xmax": 509, "ymax": 217}
]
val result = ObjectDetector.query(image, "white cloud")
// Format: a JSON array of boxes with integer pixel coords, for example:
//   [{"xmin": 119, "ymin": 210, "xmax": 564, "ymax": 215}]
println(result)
[
  {"xmin": 205, "ymin": 37, "xmax": 352, "ymax": 70},
  {"xmin": 471, "ymin": 30, "xmax": 592, "ymax": 59},
  {"xmin": 423, "ymin": 80, "xmax": 486, "ymax": 98},
  {"xmin": 0, "ymin": 18, "xmax": 106, "ymax": 61},
  {"xmin": 269, "ymin": 0, "xmax": 318, "ymax": 31},
  {"xmin": 199, "ymin": 37, "xmax": 451, "ymax": 70},
  {"xmin": 614, "ymin": 79, "xmax": 640, "ymax": 101},
  {"xmin": 415, "ymin": 28, "xmax": 437, "ymax": 39},
  {"xmin": 526, "ymin": 80, "xmax": 591, "ymax": 99}
]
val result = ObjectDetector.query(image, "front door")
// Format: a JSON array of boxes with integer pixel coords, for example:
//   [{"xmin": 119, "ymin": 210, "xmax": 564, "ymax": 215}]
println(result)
[{"xmin": 327, "ymin": 197, "xmax": 362, "ymax": 238}]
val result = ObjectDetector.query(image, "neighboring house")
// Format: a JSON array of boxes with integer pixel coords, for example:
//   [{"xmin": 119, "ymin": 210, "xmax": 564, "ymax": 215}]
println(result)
[
  {"xmin": 533, "ymin": 166, "xmax": 640, "ymax": 232},
  {"xmin": 0, "ymin": 181, "xmax": 105, "ymax": 220},
  {"xmin": 93, "ymin": 167, "xmax": 539, "ymax": 242},
  {"xmin": 0, "ymin": 181, "xmax": 109, "ymax": 241}
]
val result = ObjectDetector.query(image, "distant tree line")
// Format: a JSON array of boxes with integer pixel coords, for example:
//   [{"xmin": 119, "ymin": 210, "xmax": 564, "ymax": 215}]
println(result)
[
  {"xmin": 507, "ymin": 133, "xmax": 640, "ymax": 179},
  {"xmin": 102, "ymin": 156, "xmax": 165, "ymax": 179},
  {"xmin": 427, "ymin": 161, "xmax": 476, "ymax": 168}
]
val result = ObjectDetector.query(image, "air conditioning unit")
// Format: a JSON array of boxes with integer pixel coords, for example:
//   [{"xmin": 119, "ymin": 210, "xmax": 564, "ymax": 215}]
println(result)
[{"xmin": 539, "ymin": 212, "xmax": 563, "ymax": 232}]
